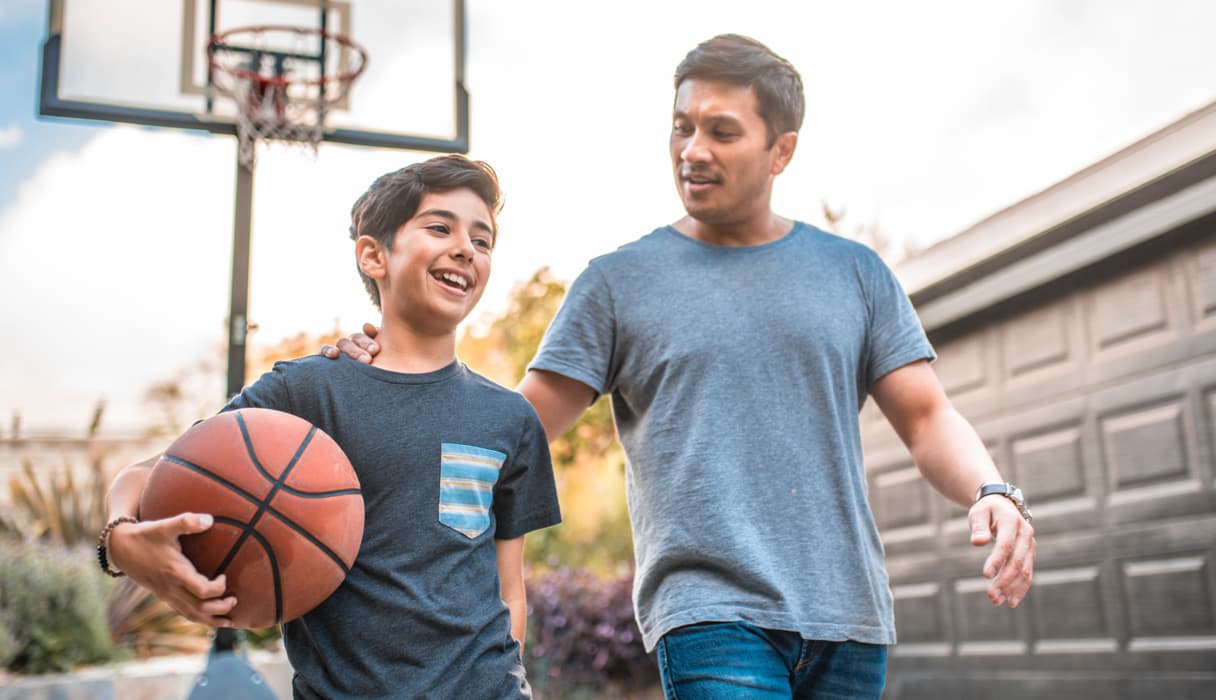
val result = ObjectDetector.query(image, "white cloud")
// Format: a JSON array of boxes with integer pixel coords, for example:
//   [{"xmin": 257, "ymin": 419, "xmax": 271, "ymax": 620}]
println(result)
[
  {"xmin": 0, "ymin": 125, "xmax": 21, "ymax": 149},
  {"xmin": 0, "ymin": 128, "xmax": 233, "ymax": 433}
]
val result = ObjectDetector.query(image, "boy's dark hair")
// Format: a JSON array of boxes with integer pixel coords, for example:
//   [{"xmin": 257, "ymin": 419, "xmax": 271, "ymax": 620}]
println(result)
[
  {"xmin": 349, "ymin": 154, "xmax": 502, "ymax": 309},
  {"xmin": 674, "ymin": 34, "xmax": 805, "ymax": 147}
]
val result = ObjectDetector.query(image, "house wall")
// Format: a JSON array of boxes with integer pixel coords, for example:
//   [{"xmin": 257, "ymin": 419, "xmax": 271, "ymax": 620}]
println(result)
[{"xmin": 867, "ymin": 217, "xmax": 1216, "ymax": 698}]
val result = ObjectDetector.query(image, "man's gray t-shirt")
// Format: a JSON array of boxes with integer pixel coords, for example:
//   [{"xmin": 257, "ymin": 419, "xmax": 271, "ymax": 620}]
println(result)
[
  {"xmin": 529, "ymin": 223, "xmax": 934, "ymax": 650},
  {"xmin": 226, "ymin": 355, "xmax": 561, "ymax": 699}
]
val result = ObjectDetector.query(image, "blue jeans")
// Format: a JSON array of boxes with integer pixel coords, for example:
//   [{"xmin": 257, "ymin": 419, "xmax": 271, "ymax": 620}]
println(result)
[{"xmin": 655, "ymin": 621, "xmax": 887, "ymax": 699}]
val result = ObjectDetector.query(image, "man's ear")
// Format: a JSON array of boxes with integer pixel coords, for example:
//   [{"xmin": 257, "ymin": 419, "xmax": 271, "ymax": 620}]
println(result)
[
  {"xmin": 356, "ymin": 235, "xmax": 387, "ymax": 281},
  {"xmin": 770, "ymin": 131, "xmax": 798, "ymax": 176}
]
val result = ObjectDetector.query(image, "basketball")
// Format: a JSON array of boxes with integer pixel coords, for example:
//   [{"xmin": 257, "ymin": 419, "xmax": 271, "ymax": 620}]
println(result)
[{"xmin": 140, "ymin": 408, "xmax": 364, "ymax": 629}]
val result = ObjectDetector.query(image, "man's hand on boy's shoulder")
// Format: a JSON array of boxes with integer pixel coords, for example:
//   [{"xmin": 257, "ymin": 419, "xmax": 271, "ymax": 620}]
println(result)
[
  {"xmin": 109, "ymin": 514, "xmax": 238, "ymax": 628},
  {"xmin": 320, "ymin": 322, "xmax": 381, "ymax": 363}
]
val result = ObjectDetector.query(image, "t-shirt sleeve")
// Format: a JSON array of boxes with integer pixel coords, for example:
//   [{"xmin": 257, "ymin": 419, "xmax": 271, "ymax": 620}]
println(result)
[
  {"xmin": 863, "ymin": 252, "xmax": 936, "ymax": 389},
  {"xmin": 223, "ymin": 362, "xmax": 294, "ymax": 413},
  {"xmin": 528, "ymin": 264, "xmax": 616, "ymax": 397},
  {"xmin": 492, "ymin": 402, "xmax": 561, "ymax": 540}
]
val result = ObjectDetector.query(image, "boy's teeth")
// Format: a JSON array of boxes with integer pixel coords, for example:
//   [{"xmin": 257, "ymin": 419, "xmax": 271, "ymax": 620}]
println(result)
[{"xmin": 440, "ymin": 272, "xmax": 468, "ymax": 289}]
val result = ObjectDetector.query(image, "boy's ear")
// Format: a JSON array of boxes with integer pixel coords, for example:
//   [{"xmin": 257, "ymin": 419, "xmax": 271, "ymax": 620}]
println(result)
[{"xmin": 355, "ymin": 235, "xmax": 387, "ymax": 281}]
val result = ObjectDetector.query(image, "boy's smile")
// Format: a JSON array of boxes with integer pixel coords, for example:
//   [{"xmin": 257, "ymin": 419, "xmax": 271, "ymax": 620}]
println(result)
[
  {"xmin": 434, "ymin": 270, "xmax": 471, "ymax": 291},
  {"xmin": 375, "ymin": 188, "xmax": 494, "ymax": 336}
]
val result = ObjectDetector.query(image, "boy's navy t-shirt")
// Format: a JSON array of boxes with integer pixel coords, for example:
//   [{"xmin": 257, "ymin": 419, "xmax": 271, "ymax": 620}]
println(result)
[{"xmin": 225, "ymin": 355, "xmax": 561, "ymax": 700}]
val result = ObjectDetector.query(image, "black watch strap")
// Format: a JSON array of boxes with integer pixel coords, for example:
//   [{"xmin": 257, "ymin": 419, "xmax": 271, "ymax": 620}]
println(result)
[{"xmin": 975, "ymin": 483, "xmax": 1033, "ymax": 524}]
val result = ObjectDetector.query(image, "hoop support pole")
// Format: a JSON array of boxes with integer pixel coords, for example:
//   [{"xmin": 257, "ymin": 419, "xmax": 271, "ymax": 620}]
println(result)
[{"xmin": 225, "ymin": 157, "xmax": 254, "ymax": 399}]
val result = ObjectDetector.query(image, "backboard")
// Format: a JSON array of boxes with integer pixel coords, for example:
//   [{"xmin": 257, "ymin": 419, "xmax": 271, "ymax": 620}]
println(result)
[{"xmin": 39, "ymin": 0, "xmax": 468, "ymax": 153}]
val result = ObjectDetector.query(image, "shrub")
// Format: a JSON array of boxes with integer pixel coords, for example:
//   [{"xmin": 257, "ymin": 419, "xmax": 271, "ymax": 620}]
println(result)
[
  {"xmin": 526, "ymin": 567, "xmax": 658, "ymax": 698},
  {"xmin": 0, "ymin": 540, "xmax": 120, "ymax": 674}
]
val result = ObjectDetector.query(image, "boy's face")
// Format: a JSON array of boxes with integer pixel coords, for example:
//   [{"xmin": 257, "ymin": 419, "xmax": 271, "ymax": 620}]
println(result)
[
  {"xmin": 373, "ymin": 188, "xmax": 494, "ymax": 335},
  {"xmin": 669, "ymin": 79, "xmax": 795, "ymax": 227}
]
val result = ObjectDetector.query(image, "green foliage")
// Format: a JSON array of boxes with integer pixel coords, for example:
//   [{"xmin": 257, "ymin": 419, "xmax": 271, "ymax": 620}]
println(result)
[
  {"xmin": 3, "ymin": 402, "xmax": 109, "ymax": 548},
  {"xmin": 105, "ymin": 579, "xmax": 211, "ymax": 659},
  {"xmin": 0, "ymin": 540, "xmax": 120, "ymax": 674},
  {"xmin": 5, "ymin": 459, "xmax": 107, "ymax": 547},
  {"xmin": 2, "ymin": 407, "xmax": 214, "ymax": 667}
]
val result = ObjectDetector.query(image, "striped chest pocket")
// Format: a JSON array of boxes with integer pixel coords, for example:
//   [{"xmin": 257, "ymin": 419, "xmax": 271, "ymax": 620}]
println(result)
[{"xmin": 438, "ymin": 443, "xmax": 505, "ymax": 538}]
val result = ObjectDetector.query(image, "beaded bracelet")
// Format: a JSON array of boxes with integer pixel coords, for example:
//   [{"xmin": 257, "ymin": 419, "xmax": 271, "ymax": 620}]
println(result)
[{"xmin": 97, "ymin": 516, "xmax": 139, "ymax": 577}]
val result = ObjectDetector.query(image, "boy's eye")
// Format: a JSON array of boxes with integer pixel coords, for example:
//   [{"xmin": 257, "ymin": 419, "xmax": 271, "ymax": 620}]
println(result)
[
  {"xmin": 426, "ymin": 223, "xmax": 450, "ymax": 234},
  {"xmin": 473, "ymin": 237, "xmax": 493, "ymax": 250},
  {"xmin": 672, "ymin": 121, "xmax": 692, "ymax": 136}
]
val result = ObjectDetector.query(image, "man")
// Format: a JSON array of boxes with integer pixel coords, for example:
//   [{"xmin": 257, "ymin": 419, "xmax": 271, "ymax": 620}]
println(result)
[{"xmin": 329, "ymin": 34, "xmax": 1035, "ymax": 699}]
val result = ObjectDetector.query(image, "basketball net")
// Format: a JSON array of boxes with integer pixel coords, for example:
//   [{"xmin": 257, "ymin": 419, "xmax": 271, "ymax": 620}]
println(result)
[
  {"xmin": 208, "ymin": 26, "xmax": 368, "ymax": 168},
  {"xmin": 230, "ymin": 73, "xmax": 328, "ymax": 166}
]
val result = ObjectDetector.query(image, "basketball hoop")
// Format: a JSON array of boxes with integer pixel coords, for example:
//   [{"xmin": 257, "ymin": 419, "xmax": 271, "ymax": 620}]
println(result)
[{"xmin": 208, "ymin": 25, "xmax": 368, "ymax": 167}]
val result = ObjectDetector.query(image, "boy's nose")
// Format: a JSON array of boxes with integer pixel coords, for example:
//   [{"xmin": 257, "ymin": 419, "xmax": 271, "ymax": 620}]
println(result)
[{"xmin": 451, "ymin": 233, "xmax": 476, "ymax": 261}]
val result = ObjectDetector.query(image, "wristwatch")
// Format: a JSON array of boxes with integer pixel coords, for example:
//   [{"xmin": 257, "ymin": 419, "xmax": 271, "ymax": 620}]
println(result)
[{"xmin": 975, "ymin": 483, "xmax": 1033, "ymax": 524}]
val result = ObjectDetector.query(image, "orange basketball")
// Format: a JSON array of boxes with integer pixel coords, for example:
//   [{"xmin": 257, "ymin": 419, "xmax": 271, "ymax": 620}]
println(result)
[{"xmin": 140, "ymin": 408, "xmax": 364, "ymax": 629}]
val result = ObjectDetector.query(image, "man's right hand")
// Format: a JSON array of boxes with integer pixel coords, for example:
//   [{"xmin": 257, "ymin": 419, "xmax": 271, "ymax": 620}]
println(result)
[
  {"xmin": 320, "ymin": 322, "xmax": 381, "ymax": 363},
  {"xmin": 108, "ymin": 513, "xmax": 237, "ymax": 627}
]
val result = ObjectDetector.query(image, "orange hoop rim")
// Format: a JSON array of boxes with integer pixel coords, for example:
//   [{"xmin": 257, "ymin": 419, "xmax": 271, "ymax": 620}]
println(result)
[{"xmin": 207, "ymin": 25, "xmax": 369, "ymax": 92}]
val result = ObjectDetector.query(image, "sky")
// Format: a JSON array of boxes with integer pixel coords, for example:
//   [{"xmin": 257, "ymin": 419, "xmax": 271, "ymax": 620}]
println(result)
[{"xmin": 2, "ymin": 0, "xmax": 1215, "ymax": 436}]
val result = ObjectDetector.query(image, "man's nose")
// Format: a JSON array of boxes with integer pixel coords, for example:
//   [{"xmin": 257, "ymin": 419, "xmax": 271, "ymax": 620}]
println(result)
[{"xmin": 681, "ymin": 132, "xmax": 712, "ymax": 162}]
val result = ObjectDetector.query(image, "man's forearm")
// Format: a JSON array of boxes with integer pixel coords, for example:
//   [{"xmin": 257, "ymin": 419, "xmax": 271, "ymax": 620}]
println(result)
[{"xmin": 907, "ymin": 407, "xmax": 1003, "ymax": 508}]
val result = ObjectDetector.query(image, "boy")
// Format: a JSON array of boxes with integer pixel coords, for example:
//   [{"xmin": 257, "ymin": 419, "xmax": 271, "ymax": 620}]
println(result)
[{"xmin": 100, "ymin": 155, "xmax": 562, "ymax": 699}]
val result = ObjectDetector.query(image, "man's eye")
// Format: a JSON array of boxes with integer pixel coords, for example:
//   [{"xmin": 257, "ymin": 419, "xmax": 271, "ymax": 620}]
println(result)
[
  {"xmin": 714, "ymin": 131, "xmax": 737, "ymax": 140},
  {"xmin": 672, "ymin": 122, "xmax": 692, "ymax": 135}
]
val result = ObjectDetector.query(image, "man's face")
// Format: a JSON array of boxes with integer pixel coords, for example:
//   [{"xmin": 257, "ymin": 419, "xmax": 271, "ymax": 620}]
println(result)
[{"xmin": 669, "ymin": 79, "xmax": 790, "ymax": 227}]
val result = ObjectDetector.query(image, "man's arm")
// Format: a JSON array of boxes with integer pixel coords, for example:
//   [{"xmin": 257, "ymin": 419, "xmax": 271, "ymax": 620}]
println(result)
[
  {"xmin": 516, "ymin": 369, "xmax": 597, "ymax": 441},
  {"xmin": 496, "ymin": 536, "xmax": 528, "ymax": 654},
  {"xmin": 870, "ymin": 359, "xmax": 1036, "ymax": 608},
  {"xmin": 104, "ymin": 456, "xmax": 237, "ymax": 626}
]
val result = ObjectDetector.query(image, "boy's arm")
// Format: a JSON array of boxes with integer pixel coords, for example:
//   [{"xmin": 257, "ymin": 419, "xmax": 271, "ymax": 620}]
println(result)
[
  {"xmin": 870, "ymin": 359, "xmax": 1036, "ymax": 609},
  {"xmin": 104, "ymin": 456, "xmax": 237, "ymax": 627},
  {"xmin": 495, "ymin": 536, "xmax": 528, "ymax": 655}
]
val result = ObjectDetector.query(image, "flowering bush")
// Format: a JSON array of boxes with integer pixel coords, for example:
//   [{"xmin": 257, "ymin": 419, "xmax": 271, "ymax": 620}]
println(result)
[{"xmin": 526, "ymin": 567, "xmax": 659, "ymax": 698}]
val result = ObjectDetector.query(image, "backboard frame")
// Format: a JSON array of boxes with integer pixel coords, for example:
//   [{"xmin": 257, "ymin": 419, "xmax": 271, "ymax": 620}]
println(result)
[{"xmin": 38, "ymin": 0, "xmax": 470, "ymax": 153}]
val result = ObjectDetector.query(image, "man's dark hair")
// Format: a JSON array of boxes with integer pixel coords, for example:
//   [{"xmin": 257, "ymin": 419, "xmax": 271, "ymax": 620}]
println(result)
[
  {"xmin": 349, "ymin": 154, "xmax": 502, "ymax": 309},
  {"xmin": 674, "ymin": 34, "xmax": 805, "ymax": 147}
]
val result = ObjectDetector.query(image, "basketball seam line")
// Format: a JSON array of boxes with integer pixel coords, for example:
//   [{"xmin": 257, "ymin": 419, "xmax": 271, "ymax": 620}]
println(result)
[
  {"xmin": 160, "ymin": 454, "xmax": 355, "ymax": 576},
  {"xmin": 219, "ymin": 415, "xmax": 317, "ymax": 582},
  {"xmin": 213, "ymin": 515, "xmax": 283, "ymax": 624}
]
